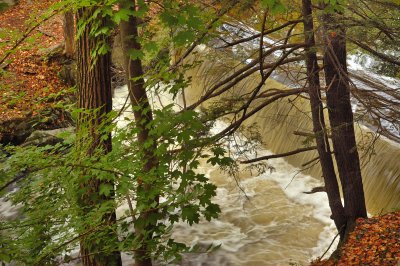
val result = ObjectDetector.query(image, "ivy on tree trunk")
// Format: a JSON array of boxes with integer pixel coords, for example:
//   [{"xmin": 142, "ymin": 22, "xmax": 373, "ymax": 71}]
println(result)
[{"xmin": 76, "ymin": 6, "xmax": 122, "ymax": 266}]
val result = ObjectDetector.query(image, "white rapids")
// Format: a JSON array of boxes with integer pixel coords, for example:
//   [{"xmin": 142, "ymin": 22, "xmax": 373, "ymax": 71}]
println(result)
[{"xmin": 112, "ymin": 85, "xmax": 337, "ymax": 266}]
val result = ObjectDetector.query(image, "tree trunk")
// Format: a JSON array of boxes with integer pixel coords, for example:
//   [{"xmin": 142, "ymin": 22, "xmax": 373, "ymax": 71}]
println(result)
[
  {"xmin": 76, "ymin": 7, "xmax": 122, "ymax": 266},
  {"xmin": 63, "ymin": 11, "xmax": 75, "ymax": 59},
  {"xmin": 302, "ymin": 0, "xmax": 346, "ymax": 237},
  {"xmin": 119, "ymin": 1, "xmax": 158, "ymax": 265},
  {"xmin": 320, "ymin": 6, "xmax": 367, "ymax": 237}
]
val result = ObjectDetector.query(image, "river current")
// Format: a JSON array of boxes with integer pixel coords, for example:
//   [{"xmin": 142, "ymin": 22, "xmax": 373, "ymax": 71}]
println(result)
[{"xmin": 112, "ymin": 84, "xmax": 337, "ymax": 266}]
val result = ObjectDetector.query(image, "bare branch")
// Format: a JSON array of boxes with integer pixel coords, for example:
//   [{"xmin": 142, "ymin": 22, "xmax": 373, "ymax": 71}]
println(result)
[
  {"xmin": 348, "ymin": 38, "xmax": 400, "ymax": 66},
  {"xmin": 219, "ymin": 19, "xmax": 303, "ymax": 48},
  {"xmin": 240, "ymin": 146, "xmax": 317, "ymax": 164}
]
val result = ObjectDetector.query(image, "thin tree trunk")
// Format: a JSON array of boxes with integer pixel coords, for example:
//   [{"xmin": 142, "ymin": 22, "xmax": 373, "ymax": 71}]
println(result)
[
  {"xmin": 63, "ymin": 11, "xmax": 75, "ymax": 58},
  {"xmin": 320, "ymin": 6, "xmax": 367, "ymax": 237},
  {"xmin": 302, "ymin": 0, "xmax": 346, "ymax": 237},
  {"xmin": 76, "ymin": 7, "xmax": 122, "ymax": 266},
  {"xmin": 119, "ymin": 1, "xmax": 158, "ymax": 265}
]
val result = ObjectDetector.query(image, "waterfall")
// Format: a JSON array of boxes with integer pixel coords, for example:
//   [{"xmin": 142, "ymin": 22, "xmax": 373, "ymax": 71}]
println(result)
[{"xmin": 184, "ymin": 51, "xmax": 400, "ymax": 215}]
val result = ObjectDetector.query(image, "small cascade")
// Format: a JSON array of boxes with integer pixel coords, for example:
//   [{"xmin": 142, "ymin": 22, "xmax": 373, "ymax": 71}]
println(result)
[{"xmin": 184, "ymin": 52, "xmax": 400, "ymax": 215}]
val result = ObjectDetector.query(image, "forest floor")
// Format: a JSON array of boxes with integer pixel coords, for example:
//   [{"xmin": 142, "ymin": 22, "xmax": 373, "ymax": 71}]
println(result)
[
  {"xmin": 311, "ymin": 211, "xmax": 400, "ymax": 266},
  {"xmin": 0, "ymin": 0, "xmax": 66, "ymax": 122}
]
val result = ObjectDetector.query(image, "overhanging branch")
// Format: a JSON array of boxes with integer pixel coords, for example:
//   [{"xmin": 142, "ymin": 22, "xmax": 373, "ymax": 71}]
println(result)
[
  {"xmin": 349, "ymin": 38, "xmax": 400, "ymax": 66},
  {"xmin": 240, "ymin": 146, "xmax": 317, "ymax": 164}
]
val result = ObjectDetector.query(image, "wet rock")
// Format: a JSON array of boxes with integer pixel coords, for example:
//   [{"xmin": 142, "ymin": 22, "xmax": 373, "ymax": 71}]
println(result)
[
  {"xmin": 0, "ymin": 118, "xmax": 32, "ymax": 146},
  {"xmin": 0, "ymin": 107, "xmax": 74, "ymax": 146},
  {"xmin": 39, "ymin": 42, "xmax": 64, "ymax": 59},
  {"xmin": 21, "ymin": 127, "xmax": 75, "ymax": 147}
]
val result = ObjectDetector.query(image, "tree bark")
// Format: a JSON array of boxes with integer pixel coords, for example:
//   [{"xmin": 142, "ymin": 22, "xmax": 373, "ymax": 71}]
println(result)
[
  {"xmin": 76, "ymin": 7, "xmax": 122, "ymax": 266},
  {"xmin": 63, "ymin": 11, "xmax": 75, "ymax": 59},
  {"xmin": 119, "ymin": 1, "xmax": 158, "ymax": 265},
  {"xmin": 320, "ymin": 6, "xmax": 367, "ymax": 237},
  {"xmin": 302, "ymin": 0, "xmax": 346, "ymax": 237}
]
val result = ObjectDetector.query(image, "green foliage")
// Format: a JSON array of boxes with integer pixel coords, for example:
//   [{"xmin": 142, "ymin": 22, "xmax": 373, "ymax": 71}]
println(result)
[
  {"xmin": 0, "ymin": 93, "xmax": 233, "ymax": 264},
  {"xmin": 261, "ymin": 0, "xmax": 286, "ymax": 14},
  {"xmin": 158, "ymin": 1, "xmax": 216, "ymax": 50},
  {"xmin": 1, "ymin": 0, "xmax": 302, "ymax": 263},
  {"xmin": 0, "ymin": 3, "xmax": 9, "ymax": 12},
  {"xmin": 0, "ymin": 0, "xmax": 240, "ymax": 264},
  {"xmin": 319, "ymin": 0, "xmax": 347, "ymax": 13}
]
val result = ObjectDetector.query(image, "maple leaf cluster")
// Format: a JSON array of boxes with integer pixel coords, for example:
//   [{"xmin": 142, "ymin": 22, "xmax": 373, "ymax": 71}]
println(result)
[{"xmin": 311, "ymin": 211, "xmax": 400, "ymax": 266}]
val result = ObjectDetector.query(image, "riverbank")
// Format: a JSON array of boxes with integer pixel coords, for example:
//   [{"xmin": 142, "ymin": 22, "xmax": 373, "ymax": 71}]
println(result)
[
  {"xmin": 311, "ymin": 211, "xmax": 400, "ymax": 265},
  {"xmin": 0, "ymin": 0, "xmax": 66, "ymax": 121},
  {"xmin": 0, "ymin": 0, "xmax": 74, "ymax": 145}
]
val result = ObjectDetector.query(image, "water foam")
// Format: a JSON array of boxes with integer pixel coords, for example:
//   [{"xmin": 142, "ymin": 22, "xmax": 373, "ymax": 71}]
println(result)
[{"xmin": 165, "ymin": 121, "xmax": 338, "ymax": 264}]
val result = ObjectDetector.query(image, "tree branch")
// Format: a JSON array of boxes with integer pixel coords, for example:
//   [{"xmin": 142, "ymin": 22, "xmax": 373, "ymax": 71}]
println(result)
[
  {"xmin": 219, "ymin": 19, "xmax": 303, "ymax": 48},
  {"xmin": 240, "ymin": 146, "xmax": 317, "ymax": 164},
  {"xmin": 348, "ymin": 38, "xmax": 400, "ymax": 66}
]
